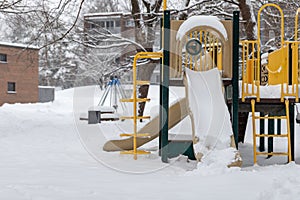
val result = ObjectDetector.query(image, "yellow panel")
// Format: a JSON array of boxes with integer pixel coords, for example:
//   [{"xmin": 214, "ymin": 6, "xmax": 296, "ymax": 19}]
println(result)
[{"xmin": 268, "ymin": 46, "xmax": 288, "ymax": 85}]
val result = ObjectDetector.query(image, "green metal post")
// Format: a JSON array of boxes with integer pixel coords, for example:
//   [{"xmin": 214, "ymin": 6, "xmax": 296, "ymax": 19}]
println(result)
[
  {"xmin": 259, "ymin": 112, "xmax": 265, "ymax": 152},
  {"xmin": 160, "ymin": 10, "xmax": 170, "ymax": 163},
  {"xmin": 277, "ymin": 119, "xmax": 281, "ymax": 135},
  {"xmin": 159, "ymin": 17, "xmax": 163, "ymax": 153},
  {"xmin": 289, "ymin": 103, "xmax": 295, "ymax": 161},
  {"xmin": 267, "ymin": 115, "xmax": 274, "ymax": 158},
  {"xmin": 232, "ymin": 11, "xmax": 240, "ymax": 148}
]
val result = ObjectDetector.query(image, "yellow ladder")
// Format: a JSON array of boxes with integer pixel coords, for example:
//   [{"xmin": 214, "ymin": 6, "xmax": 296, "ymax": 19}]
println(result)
[
  {"xmin": 251, "ymin": 99, "xmax": 292, "ymax": 164},
  {"xmin": 120, "ymin": 52, "xmax": 163, "ymax": 160}
]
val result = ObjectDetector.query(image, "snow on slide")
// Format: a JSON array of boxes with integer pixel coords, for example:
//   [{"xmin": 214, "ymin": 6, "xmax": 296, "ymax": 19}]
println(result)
[{"xmin": 185, "ymin": 68, "xmax": 239, "ymax": 164}]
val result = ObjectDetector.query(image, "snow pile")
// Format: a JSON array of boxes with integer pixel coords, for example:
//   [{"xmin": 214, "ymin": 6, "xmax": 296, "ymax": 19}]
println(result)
[{"xmin": 176, "ymin": 16, "xmax": 228, "ymax": 41}]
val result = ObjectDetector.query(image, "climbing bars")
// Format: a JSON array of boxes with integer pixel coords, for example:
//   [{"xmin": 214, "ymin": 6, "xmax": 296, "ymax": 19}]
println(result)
[{"xmin": 120, "ymin": 52, "xmax": 163, "ymax": 160}]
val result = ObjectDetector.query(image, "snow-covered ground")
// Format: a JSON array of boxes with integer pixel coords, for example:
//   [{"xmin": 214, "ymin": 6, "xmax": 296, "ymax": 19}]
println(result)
[{"xmin": 1, "ymin": 85, "xmax": 300, "ymax": 200}]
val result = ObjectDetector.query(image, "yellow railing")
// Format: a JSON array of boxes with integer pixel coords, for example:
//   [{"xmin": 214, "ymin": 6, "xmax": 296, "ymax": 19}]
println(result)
[
  {"xmin": 241, "ymin": 3, "xmax": 300, "ymax": 102},
  {"xmin": 120, "ymin": 52, "xmax": 163, "ymax": 160},
  {"xmin": 241, "ymin": 40, "xmax": 260, "ymax": 101},
  {"xmin": 280, "ymin": 41, "xmax": 300, "ymax": 102}
]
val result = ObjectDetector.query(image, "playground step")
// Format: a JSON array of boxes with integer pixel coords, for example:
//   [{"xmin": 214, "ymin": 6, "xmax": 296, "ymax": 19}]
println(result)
[
  {"xmin": 120, "ymin": 116, "xmax": 151, "ymax": 120},
  {"xmin": 255, "ymin": 134, "xmax": 288, "ymax": 138},
  {"xmin": 256, "ymin": 152, "xmax": 289, "ymax": 156},
  {"xmin": 120, "ymin": 133, "xmax": 150, "ymax": 138},
  {"xmin": 136, "ymin": 80, "xmax": 150, "ymax": 85},
  {"xmin": 120, "ymin": 98, "xmax": 150, "ymax": 103},
  {"xmin": 253, "ymin": 116, "xmax": 287, "ymax": 120},
  {"xmin": 120, "ymin": 150, "xmax": 150, "ymax": 155}
]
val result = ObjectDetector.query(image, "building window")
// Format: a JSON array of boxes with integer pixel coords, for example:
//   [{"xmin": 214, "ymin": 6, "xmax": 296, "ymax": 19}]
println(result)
[
  {"xmin": 106, "ymin": 21, "xmax": 114, "ymax": 28},
  {"xmin": 0, "ymin": 53, "xmax": 7, "ymax": 63},
  {"xmin": 115, "ymin": 20, "xmax": 120, "ymax": 27},
  {"xmin": 7, "ymin": 82, "xmax": 16, "ymax": 93},
  {"xmin": 125, "ymin": 20, "xmax": 134, "ymax": 27}
]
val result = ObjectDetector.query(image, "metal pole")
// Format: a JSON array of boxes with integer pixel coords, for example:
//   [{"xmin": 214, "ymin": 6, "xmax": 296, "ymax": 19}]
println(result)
[
  {"xmin": 289, "ymin": 103, "xmax": 295, "ymax": 161},
  {"xmin": 160, "ymin": 10, "xmax": 170, "ymax": 163},
  {"xmin": 232, "ymin": 11, "xmax": 240, "ymax": 148},
  {"xmin": 259, "ymin": 112, "xmax": 265, "ymax": 152},
  {"xmin": 159, "ymin": 17, "xmax": 163, "ymax": 153}
]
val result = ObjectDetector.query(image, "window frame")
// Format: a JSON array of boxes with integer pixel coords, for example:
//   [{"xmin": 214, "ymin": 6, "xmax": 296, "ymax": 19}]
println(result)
[
  {"xmin": 0, "ymin": 53, "xmax": 7, "ymax": 63},
  {"xmin": 7, "ymin": 82, "xmax": 16, "ymax": 94}
]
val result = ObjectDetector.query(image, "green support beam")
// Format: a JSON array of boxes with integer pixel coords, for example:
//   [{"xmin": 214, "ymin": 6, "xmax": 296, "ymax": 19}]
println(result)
[
  {"xmin": 289, "ymin": 103, "xmax": 295, "ymax": 161},
  {"xmin": 232, "ymin": 11, "xmax": 240, "ymax": 148},
  {"xmin": 259, "ymin": 112, "xmax": 265, "ymax": 152},
  {"xmin": 267, "ymin": 114, "xmax": 274, "ymax": 158},
  {"xmin": 160, "ymin": 10, "xmax": 170, "ymax": 163}
]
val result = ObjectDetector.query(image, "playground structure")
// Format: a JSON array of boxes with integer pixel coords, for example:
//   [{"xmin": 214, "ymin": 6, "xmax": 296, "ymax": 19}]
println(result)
[{"xmin": 103, "ymin": 2, "xmax": 300, "ymax": 165}]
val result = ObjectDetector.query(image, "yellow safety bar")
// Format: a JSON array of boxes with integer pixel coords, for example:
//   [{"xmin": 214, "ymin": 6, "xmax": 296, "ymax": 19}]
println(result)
[
  {"xmin": 120, "ymin": 52, "xmax": 163, "ymax": 160},
  {"xmin": 257, "ymin": 3, "xmax": 285, "ymax": 47},
  {"xmin": 251, "ymin": 99, "xmax": 292, "ymax": 164},
  {"xmin": 258, "ymin": 4, "xmax": 285, "ymax": 91}
]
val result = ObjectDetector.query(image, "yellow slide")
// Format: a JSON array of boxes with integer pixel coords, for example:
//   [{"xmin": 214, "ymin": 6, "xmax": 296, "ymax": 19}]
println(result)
[{"xmin": 102, "ymin": 98, "xmax": 188, "ymax": 151}]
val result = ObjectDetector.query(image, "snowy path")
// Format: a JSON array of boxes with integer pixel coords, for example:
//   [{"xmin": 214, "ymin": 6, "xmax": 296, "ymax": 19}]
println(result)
[{"xmin": 0, "ymin": 86, "xmax": 300, "ymax": 200}]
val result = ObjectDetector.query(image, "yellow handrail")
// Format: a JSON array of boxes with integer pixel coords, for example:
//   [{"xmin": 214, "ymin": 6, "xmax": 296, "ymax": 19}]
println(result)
[
  {"xmin": 163, "ymin": 0, "xmax": 167, "ymax": 11},
  {"xmin": 295, "ymin": 8, "xmax": 300, "ymax": 41},
  {"xmin": 257, "ymin": 3, "xmax": 285, "ymax": 46},
  {"xmin": 258, "ymin": 4, "xmax": 285, "ymax": 92}
]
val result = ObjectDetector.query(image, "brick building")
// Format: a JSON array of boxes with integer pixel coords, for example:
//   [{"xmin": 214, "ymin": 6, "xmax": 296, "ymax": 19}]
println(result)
[{"xmin": 0, "ymin": 42, "xmax": 39, "ymax": 106}]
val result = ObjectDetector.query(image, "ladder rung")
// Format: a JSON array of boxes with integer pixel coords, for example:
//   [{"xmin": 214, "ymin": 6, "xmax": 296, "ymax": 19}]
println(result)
[
  {"xmin": 120, "ymin": 98, "xmax": 150, "ymax": 103},
  {"xmin": 120, "ymin": 116, "xmax": 151, "ymax": 120},
  {"xmin": 256, "ymin": 152, "xmax": 289, "ymax": 156},
  {"xmin": 120, "ymin": 133, "xmax": 150, "ymax": 137},
  {"xmin": 136, "ymin": 80, "xmax": 150, "ymax": 85},
  {"xmin": 255, "ymin": 134, "xmax": 289, "ymax": 138},
  {"xmin": 253, "ymin": 116, "xmax": 287, "ymax": 120},
  {"xmin": 120, "ymin": 150, "xmax": 151, "ymax": 155}
]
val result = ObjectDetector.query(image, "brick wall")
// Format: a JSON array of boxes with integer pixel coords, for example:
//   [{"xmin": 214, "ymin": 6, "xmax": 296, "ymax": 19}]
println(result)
[{"xmin": 0, "ymin": 44, "xmax": 39, "ymax": 106}]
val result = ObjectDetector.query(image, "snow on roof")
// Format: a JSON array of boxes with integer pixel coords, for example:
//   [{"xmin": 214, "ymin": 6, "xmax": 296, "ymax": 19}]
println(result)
[
  {"xmin": 176, "ymin": 16, "xmax": 228, "ymax": 41},
  {"xmin": 0, "ymin": 41, "xmax": 39, "ymax": 50},
  {"xmin": 84, "ymin": 12, "xmax": 131, "ymax": 18}
]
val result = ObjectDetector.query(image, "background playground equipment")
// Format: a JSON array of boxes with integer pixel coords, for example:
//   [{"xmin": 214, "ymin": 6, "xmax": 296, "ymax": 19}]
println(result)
[
  {"xmin": 98, "ymin": 75, "xmax": 129, "ymax": 112},
  {"xmin": 87, "ymin": 75, "xmax": 131, "ymax": 124},
  {"xmin": 103, "ymin": 2, "xmax": 300, "ymax": 165}
]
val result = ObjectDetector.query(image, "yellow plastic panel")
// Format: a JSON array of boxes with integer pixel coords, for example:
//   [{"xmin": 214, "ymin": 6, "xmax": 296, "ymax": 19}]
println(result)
[{"xmin": 268, "ymin": 46, "xmax": 288, "ymax": 85}]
